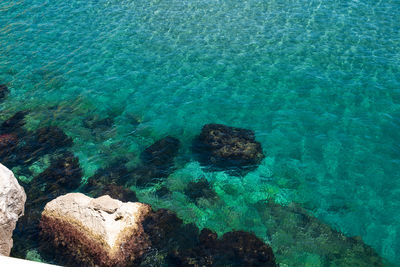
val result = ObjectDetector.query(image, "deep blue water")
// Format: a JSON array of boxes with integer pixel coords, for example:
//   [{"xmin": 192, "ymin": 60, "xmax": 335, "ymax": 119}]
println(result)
[{"xmin": 1, "ymin": 0, "xmax": 400, "ymax": 265}]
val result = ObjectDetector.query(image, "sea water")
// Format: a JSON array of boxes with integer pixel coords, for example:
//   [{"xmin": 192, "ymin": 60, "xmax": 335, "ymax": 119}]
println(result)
[{"xmin": 1, "ymin": 0, "xmax": 399, "ymax": 265}]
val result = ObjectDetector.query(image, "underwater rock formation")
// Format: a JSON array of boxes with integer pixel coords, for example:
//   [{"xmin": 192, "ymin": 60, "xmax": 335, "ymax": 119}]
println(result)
[
  {"xmin": 184, "ymin": 177, "xmax": 217, "ymax": 203},
  {"xmin": 254, "ymin": 201, "xmax": 386, "ymax": 266},
  {"xmin": 84, "ymin": 159, "xmax": 131, "ymax": 188},
  {"xmin": 82, "ymin": 159, "xmax": 139, "ymax": 202},
  {"xmin": 33, "ymin": 126, "xmax": 73, "ymax": 152},
  {"xmin": 0, "ymin": 84, "xmax": 9, "ymax": 100},
  {"xmin": 133, "ymin": 136, "xmax": 180, "ymax": 187},
  {"xmin": 0, "ymin": 134, "xmax": 19, "ymax": 166},
  {"xmin": 18, "ymin": 126, "xmax": 73, "ymax": 164},
  {"xmin": 168, "ymin": 229, "xmax": 277, "ymax": 267},
  {"xmin": 142, "ymin": 209, "xmax": 277, "ymax": 267},
  {"xmin": 0, "ymin": 111, "xmax": 28, "ymax": 136},
  {"xmin": 11, "ymin": 152, "xmax": 82, "ymax": 259},
  {"xmin": 0, "ymin": 112, "xmax": 73, "ymax": 167},
  {"xmin": 141, "ymin": 136, "xmax": 180, "ymax": 168},
  {"xmin": 40, "ymin": 193, "xmax": 152, "ymax": 266},
  {"xmin": 0, "ymin": 164, "xmax": 26, "ymax": 256},
  {"xmin": 83, "ymin": 115, "xmax": 114, "ymax": 130},
  {"xmin": 155, "ymin": 185, "xmax": 171, "ymax": 198},
  {"xmin": 193, "ymin": 124, "xmax": 264, "ymax": 175}
]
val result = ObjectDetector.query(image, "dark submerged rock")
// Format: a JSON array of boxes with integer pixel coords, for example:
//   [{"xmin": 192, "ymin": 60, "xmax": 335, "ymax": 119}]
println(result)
[
  {"xmin": 184, "ymin": 177, "xmax": 217, "ymax": 203},
  {"xmin": 35, "ymin": 126, "xmax": 73, "ymax": 149},
  {"xmin": 193, "ymin": 124, "xmax": 265, "ymax": 175},
  {"xmin": 0, "ymin": 84, "xmax": 9, "ymax": 100},
  {"xmin": 0, "ymin": 133, "xmax": 19, "ymax": 165},
  {"xmin": 254, "ymin": 201, "xmax": 386, "ymax": 266},
  {"xmin": 15, "ymin": 125, "xmax": 73, "ymax": 165},
  {"xmin": 0, "ymin": 111, "xmax": 29, "ymax": 136},
  {"xmin": 83, "ymin": 115, "xmax": 114, "ymax": 130},
  {"xmin": 132, "ymin": 136, "xmax": 180, "ymax": 187},
  {"xmin": 11, "ymin": 152, "xmax": 83, "ymax": 259},
  {"xmin": 32, "ymin": 152, "xmax": 82, "ymax": 192},
  {"xmin": 142, "ymin": 209, "xmax": 187, "ymax": 249},
  {"xmin": 141, "ymin": 136, "xmax": 180, "ymax": 167},
  {"xmin": 83, "ymin": 159, "xmax": 132, "ymax": 191},
  {"xmin": 168, "ymin": 229, "xmax": 277, "ymax": 267},
  {"xmin": 82, "ymin": 159, "xmax": 138, "ymax": 202},
  {"xmin": 155, "ymin": 185, "xmax": 171, "ymax": 198},
  {"xmin": 141, "ymin": 208, "xmax": 277, "ymax": 267}
]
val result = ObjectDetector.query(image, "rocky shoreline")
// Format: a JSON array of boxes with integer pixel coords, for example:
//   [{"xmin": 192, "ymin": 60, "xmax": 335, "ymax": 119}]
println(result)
[{"xmin": 0, "ymin": 90, "xmax": 389, "ymax": 266}]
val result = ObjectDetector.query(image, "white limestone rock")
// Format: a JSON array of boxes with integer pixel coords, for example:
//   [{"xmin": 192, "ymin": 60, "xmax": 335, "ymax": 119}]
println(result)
[{"xmin": 0, "ymin": 163, "xmax": 26, "ymax": 256}]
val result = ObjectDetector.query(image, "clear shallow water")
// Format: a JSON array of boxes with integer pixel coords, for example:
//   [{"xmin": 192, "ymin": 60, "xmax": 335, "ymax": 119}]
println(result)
[{"xmin": 1, "ymin": 0, "xmax": 400, "ymax": 265}]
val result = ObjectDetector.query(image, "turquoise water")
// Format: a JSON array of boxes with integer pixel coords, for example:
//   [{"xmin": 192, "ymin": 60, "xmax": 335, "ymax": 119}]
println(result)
[{"xmin": 1, "ymin": 0, "xmax": 400, "ymax": 265}]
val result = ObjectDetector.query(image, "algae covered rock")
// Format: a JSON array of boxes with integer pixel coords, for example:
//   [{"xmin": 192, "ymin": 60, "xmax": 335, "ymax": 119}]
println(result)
[
  {"xmin": 168, "ymin": 229, "xmax": 277, "ymax": 267},
  {"xmin": 254, "ymin": 201, "xmax": 386, "ymax": 266},
  {"xmin": 184, "ymin": 177, "xmax": 217, "ymax": 203},
  {"xmin": 133, "ymin": 136, "xmax": 180, "ymax": 187},
  {"xmin": 0, "ymin": 163, "xmax": 26, "ymax": 256},
  {"xmin": 40, "ymin": 193, "xmax": 152, "ymax": 266},
  {"xmin": 193, "ymin": 124, "xmax": 264, "ymax": 175}
]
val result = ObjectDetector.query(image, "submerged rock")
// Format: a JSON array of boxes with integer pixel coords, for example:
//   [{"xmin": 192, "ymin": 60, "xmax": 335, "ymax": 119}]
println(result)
[
  {"xmin": 169, "ymin": 229, "xmax": 277, "ymax": 267},
  {"xmin": 0, "ymin": 84, "xmax": 9, "ymax": 100},
  {"xmin": 40, "ymin": 193, "xmax": 152, "ymax": 266},
  {"xmin": 0, "ymin": 164, "xmax": 26, "ymax": 256},
  {"xmin": 254, "ymin": 201, "xmax": 386, "ymax": 266},
  {"xmin": 11, "ymin": 152, "xmax": 82, "ymax": 258},
  {"xmin": 184, "ymin": 177, "xmax": 217, "ymax": 203},
  {"xmin": 0, "ymin": 111, "xmax": 28, "ymax": 136},
  {"xmin": 32, "ymin": 152, "xmax": 82, "ymax": 193},
  {"xmin": 83, "ymin": 115, "xmax": 114, "ymax": 130},
  {"xmin": 84, "ymin": 159, "xmax": 131, "ymax": 189},
  {"xmin": 34, "ymin": 126, "xmax": 73, "ymax": 151},
  {"xmin": 155, "ymin": 185, "xmax": 171, "ymax": 198},
  {"xmin": 133, "ymin": 136, "xmax": 180, "ymax": 187},
  {"xmin": 0, "ymin": 134, "xmax": 19, "ymax": 165},
  {"xmin": 140, "ymin": 136, "xmax": 180, "ymax": 168},
  {"xmin": 193, "ymin": 124, "xmax": 264, "ymax": 175}
]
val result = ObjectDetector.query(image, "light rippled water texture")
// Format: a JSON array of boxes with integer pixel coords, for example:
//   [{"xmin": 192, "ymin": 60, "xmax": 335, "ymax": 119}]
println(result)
[{"xmin": 1, "ymin": 0, "xmax": 400, "ymax": 265}]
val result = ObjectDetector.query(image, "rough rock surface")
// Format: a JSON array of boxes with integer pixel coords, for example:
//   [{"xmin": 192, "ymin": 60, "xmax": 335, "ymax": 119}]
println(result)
[
  {"xmin": 0, "ymin": 163, "xmax": 26, "ymax": 256},
  {"xmin": 40, "ymin": 193, "xmax": 152, "ymax": 266},
  {"xmin": 193, "ymin": 124, "xmax": 265, "ymax": 175}
]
